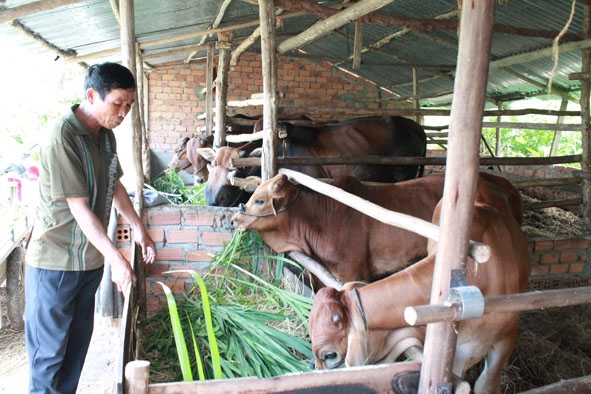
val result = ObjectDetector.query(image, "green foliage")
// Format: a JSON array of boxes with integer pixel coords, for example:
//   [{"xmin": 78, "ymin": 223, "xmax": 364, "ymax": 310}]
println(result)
[
  {"xmin": 140, "ymin": 232, "xmax": 313, "ymax": 382},
  {"xmin": 149, "ymin": 169, "xmax": 206, "ymax": 205}
]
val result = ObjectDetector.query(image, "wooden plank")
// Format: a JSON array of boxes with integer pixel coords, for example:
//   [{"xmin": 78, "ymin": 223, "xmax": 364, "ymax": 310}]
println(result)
[
  {"xmin": 518, "ymin": 374, "xmax": 591, "ymax": 394},
  {"xmin": 144, "ymin": 362, "xmax": 422, "ymax": 394}
]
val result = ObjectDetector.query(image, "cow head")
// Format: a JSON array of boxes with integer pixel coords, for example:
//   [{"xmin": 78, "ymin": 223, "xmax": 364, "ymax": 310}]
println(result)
[
  {"xmin": 231, "ymin": 173, "xmax": 300, "ymax": 232},
  {"xmin": 186, "ymin": 134, "xmax": 213, "ymax": 183},
  {"xmin": 199, "ymin": 145, "xmax": 262, "ymax": 206},
  {"xmin": 168, "ymin": 137, "xmax": 193, "ymax": 173},
  {"xmin": 309, "ymin": 285, "xmax": 369, "ymax": 370}
]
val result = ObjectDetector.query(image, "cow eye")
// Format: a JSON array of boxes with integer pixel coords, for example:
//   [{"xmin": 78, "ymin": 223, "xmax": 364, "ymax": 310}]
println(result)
[
  {"xmin": 324, "ymin": 352, "xmax": 338, "ymax": 361},
  {"xmin": 255, "ymin": 199, "xmax": 265, "ymax": 206}
]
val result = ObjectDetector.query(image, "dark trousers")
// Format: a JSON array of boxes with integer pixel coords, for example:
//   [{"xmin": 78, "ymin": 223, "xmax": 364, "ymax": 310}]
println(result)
[{"xmin": 25, "ymin": 265, "xmax": 104, "ymax": 394}]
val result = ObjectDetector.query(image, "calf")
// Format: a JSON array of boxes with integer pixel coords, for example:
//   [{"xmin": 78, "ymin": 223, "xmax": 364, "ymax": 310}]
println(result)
[
  {"xmin": 308, "ymin": 188, "xmax": 529, "ymax": 394},
  {"xmin": 232, "ymin": 172, "xmax": 522, "ymax": 286}
]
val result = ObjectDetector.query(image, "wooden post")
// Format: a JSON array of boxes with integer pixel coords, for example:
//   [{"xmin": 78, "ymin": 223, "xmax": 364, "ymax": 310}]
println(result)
[
  {"xmin": 418, "ymin": 1, "xmax": 496, "ymax": 393},
  {"xmin": 205, "ymin": 43, "xmax": 215, "ymax": 137},
  {"xmin": 352, "ymin": 21, "xmax": 363, "ymax": 70},
  {"xmin": 124, "ymin": 360, "xmax": 150, "ymax": 394},
  {"xmin": 259, "ymin": 0, "xmax": 279, "ymax": 181},
  {"xmin": 214, "ymin": 32, "xmax": 232, "ymax": 148},
  {"xmin": 580, "ymin": 5, "xmax": 591, "ymax": 231},
  {"xmin": 6, "ymin": 246, "xmax": 24, "ymax": 330},
  {"xmin": 550, "ymin": 97, "xmax": 569, "ymax": 156}
]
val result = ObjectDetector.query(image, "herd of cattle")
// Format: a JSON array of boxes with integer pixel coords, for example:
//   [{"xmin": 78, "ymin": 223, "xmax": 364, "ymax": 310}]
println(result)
[{"xmin": 169, "ymin": 115, "xmax": 530, "ymax": 393}]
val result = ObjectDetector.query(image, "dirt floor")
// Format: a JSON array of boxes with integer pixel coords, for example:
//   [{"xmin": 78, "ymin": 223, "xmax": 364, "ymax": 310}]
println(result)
[{"xmin": 0, "ymin": 291, "xmax": 120, "ymax": 394}]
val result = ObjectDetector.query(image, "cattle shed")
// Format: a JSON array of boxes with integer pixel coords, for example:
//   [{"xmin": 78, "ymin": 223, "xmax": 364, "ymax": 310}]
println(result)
[{"xmin": 3, "ymin": 0, "xmax": 591, "ymax": 393}]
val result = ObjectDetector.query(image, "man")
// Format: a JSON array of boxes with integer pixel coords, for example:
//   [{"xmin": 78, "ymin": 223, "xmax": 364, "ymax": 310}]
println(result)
[{"xmin": 25, "ymin": 62, "xmax": 156, "ymax": 394}]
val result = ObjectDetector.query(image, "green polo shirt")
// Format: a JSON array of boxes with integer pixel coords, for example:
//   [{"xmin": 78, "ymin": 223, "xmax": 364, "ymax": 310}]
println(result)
[{"xmin": 26, "ymin": 104, "xmax": 123, "ymax": 271}]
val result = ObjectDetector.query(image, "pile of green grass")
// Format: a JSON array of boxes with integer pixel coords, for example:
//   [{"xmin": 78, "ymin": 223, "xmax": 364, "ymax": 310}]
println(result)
[{"xmin": 138, "ymin": 231, "xmax": 313, "ymax": 382}]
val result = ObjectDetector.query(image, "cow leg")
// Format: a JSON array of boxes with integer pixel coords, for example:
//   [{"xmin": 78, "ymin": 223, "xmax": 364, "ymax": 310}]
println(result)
[{"xmin": 473, "ymin": 323, "xmax": 519, "ymax": 394}]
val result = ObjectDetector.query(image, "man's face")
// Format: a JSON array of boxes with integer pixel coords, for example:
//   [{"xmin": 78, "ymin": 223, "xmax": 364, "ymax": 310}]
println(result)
[{"xmin": 91, "ymin": 88, "xmax": 135, "ymax": 129}]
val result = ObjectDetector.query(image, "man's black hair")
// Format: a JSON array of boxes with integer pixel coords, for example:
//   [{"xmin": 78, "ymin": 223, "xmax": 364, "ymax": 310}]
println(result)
[{"xmin": 84, "ymin": 62, "xmax": 136, "ymax": 99}]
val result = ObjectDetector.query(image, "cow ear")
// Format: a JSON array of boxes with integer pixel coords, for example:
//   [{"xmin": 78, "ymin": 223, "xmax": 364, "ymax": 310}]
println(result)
[
  {"xmin": 271, "ymin": 174, "xmax": 290, "ymax": 197},
  {"xmin": 197, "ymin": 148, "xmax": 216, "ymax": 162}
]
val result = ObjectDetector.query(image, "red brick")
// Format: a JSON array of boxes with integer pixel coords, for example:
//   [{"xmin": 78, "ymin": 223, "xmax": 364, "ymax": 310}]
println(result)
[
  {"xmin": 534, "ymin": 240, "xmax": 553, "ymax": 252},
  {"xmin": 146, "ymin": 263, "xmax": 170, "ymax": 277},
  {"xmin": 550, "ymin": 264, "xmax": 569, "ymax": 275},
  {"xmin": 167, "ymin": 229, "xmax": 199, "ymax": 243},
  {"xmin": 187, "ymin": 250, "xmax": 216, "ymax": 262},
  {"xmin": 147, "ymin": 228, "xmax": 165, "ymax": 243},
  {"xmin": 554, "ymin": 239, "xmax": 573, "ymax": 250},
  {"xmin": 530, "ymin": 265, "xmax": 549, "ymax": 276},
  {"xmin": 155, "ymin": 247, "xmax": 185, "ymax": 261},
  {"xmin": 185, "ymin": 211, "xmax": 217, "ymax": 226},
  {"xmin": 572, "ymin": 239, "xmax": 590, "ymax": 249},
  {"xmin": 559, "ymin": 251, "xmax": 578, "ymax": 263},
  {"xmin": 202, "ymin": 232, "xmax": 233, "ymax": 246},
  {"xmin": 540, "ymin": 253, "xmax": 559, "ymax": 265},
  {"xmin": 151, "ymin": 211, "xmax": 181, "ymax": 226},
  {"xmin": 570, "ymin": 263, "xmax": 586, "ymax": 273}
]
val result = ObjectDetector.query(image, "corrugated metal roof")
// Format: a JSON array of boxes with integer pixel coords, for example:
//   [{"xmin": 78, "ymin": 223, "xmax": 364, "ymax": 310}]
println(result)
[{"xmin": 0, "ymin": 0, "xmax": 586, "ymax": 107}]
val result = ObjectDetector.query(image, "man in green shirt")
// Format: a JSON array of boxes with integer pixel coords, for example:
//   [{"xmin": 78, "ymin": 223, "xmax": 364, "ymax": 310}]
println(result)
[{"xmin": 25, "ymin": 62, "xmax": 156, "ymax": 394}]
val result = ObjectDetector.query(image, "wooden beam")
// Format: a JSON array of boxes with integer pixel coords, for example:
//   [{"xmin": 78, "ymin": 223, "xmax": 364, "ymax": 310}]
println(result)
[
  {"xmin": 0, "ymin": 0, "xmax": 84, "ymax": 23},
  {"xmin": 259, "ymin": 0, "xmax": 279, "ymax": 180},
  {"xmin": 352, "ymin": 21, "xmax": 363, "ymax": 69},
  {"xmin": 213, "ymin": 33, "xmax": 232, "ymax": 148},
  {"xmin": 277, "ymin": 0, "xmax": 395, "ymax": 54},
  {"xmin": 406, "ymin": 286, "xmax": 591, "ymax": 326},
  {"xmin": 581, "ymin": 5, "xmax": 591, "ymax": 230},
  {"xmin": 205, "ymin": 43, "xmax": 215, "ymax": 137},
  {"xmin": 490, "ymin": 39, "xmax": 591, "ymax": 69},
  {"xmin": 275, "ymin": 0, "xmax": 581, "ymax": 40},
  {"xmin": 419, "ymin": 1, "xmax": 496, "ymax": 392},
  {"xmin": 9, "ymin": 20, "xmax": 77, "ymax": 59}
]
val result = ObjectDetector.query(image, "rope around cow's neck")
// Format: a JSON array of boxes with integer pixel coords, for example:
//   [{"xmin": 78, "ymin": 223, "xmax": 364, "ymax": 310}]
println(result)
[
  {"xmin": 354, "ymin": 288, "xmax": 368, "ymax": 330},
  {"xmin": 237, "ymin": 188, "xmax": 300, "ymax": 217}
]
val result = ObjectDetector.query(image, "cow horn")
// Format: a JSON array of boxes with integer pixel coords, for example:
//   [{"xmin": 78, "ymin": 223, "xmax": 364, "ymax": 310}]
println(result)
[{"xmin": 332, "ymin": 314, "xmax": 341, "ymax": 325}]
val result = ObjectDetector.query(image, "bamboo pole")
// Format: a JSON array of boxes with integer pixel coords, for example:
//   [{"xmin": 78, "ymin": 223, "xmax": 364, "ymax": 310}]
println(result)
[
  {"xmin": 288, "ymin": 251, "xmax": 343, "ymax": 290},
  {"xmin": 419, "ymin": 2, "xmax": 496, "ymax": 392},
  {"xmin": 279, "ymin": 168, "xmax": 491, "ymax": 263},
  {"xmin": 405, "ymin": 286, "xmax": 591, "ymax": 326},
  {"xmin": 259, "ymin": 0, "xmax": 279, "ymax": 181}
]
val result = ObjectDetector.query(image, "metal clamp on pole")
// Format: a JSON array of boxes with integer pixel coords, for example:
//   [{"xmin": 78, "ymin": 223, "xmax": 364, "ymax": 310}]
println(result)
[{"xmin": 445, "ymin": 285, "xmax": 485, "ymax": 320}]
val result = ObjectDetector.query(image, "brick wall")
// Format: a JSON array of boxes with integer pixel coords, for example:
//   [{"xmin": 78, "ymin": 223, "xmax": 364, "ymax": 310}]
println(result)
[
  {"xmin": 147, "ymin": 53, "xmax": 407, "ymax": 153},
  {"xmin": 117, "ymin": 205, "xmax": 235, "ymax": 313},
  {"xmin": 116, "ymin": 204, "xmax": 591, "ymax": 312}
]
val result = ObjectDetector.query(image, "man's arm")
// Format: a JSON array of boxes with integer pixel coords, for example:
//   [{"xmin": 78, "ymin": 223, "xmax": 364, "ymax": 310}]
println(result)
[
  {"xmin": 112, "ymin": 180, "xmax": 156, "ymax": 265},
  {"xmin": 67, "ymin": 196, "xmax": 136, "ymax": 292}
]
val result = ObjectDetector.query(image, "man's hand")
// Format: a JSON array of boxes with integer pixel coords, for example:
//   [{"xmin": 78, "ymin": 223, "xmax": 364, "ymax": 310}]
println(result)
[
  {"xmin": 108, "ymin": 253, "xmax": 136, "ymax": 294},
  {"xmin": 136, "ymin": 228, "xmax": 157, "ymax": 264}
]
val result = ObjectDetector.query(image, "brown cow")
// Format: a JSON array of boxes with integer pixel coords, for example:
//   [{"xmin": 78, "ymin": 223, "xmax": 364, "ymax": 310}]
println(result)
[
  {"xmin": 232, "ymin": 171, "xmax": 522, "ymax": 286},
  {"xmin": 168, "ymin": 133, "xmax": 214, "ymax": 182},
  {"xmin": 308, "ymin": 184, "xmax": 529, "ymax": 394},
  {"xmin": 202, "ymin": 116, "xmax": 427, "ymax": 206}
]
